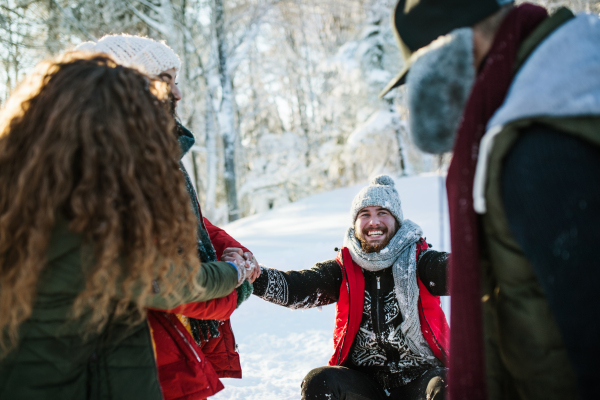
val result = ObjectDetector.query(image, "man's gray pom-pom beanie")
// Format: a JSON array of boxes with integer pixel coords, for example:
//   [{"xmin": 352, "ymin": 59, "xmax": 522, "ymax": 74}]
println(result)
[{"xmin": 350, "ymin": 175, "xmax": 403, "ymax": 225}]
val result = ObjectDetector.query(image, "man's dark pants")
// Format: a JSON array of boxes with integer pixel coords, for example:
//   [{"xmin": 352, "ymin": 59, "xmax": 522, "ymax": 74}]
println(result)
[{"xmin": 301, "ymin": 366, "xmax": 446, "ymax": 400}]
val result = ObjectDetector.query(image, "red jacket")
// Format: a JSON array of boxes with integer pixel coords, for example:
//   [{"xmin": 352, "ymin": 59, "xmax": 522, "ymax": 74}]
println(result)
[
  {"xmin": 149, "ymin": 216, "xmax": 249, "ymax": 400},
  {"xmin": 329, "ymin": 240, "xmax": 450, "ymax": 367},
  {"xmin": 204, "ymin": 217, "xmax": 250, "ymax": 256},
  {"xmin": 203, "ymin": 216, "xmax": 247, "ymax": 379}
]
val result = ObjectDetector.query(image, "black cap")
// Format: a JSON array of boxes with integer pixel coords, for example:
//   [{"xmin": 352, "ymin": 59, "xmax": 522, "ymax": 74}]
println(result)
[{"xmin": 380, "ymin": 0, "xmax": 509, "ymax": 97}]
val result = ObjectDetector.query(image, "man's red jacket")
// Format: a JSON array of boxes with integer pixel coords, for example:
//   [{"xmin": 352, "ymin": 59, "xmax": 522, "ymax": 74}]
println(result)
[
  {"xmin": 330, "ymin": 241, "xmax": 450, "ymax": 367},
  {"xmin": 148, "ymin": 217, "xmax": 250, "ymax": 400}
]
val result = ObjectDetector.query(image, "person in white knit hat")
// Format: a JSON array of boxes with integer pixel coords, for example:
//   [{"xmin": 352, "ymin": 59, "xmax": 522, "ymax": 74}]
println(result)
[
  {"xmin": 75, "ymin": 35, "xmax": 183, "ymax": 104},
  {"xmin": 252, "ymin": 175, "xmax": 451, "ymax": 400},
  {"xmin": 74, "ymin": 34, "xmax": 259, "ymax": 400}
]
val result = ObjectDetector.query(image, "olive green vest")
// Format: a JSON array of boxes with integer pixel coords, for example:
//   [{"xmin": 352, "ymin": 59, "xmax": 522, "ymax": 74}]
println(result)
[
  {"xmin": 480, "ymin": 8, "xmax": 600, "ymax": 400},
  {"xmin": 0, "ymin": 217, "xmax": 238, "ymax": 399}
]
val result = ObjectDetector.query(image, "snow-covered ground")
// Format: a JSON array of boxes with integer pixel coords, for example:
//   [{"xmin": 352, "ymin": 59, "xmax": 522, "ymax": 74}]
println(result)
[{"xmin": 213, "ymin": 174, "xmax": 450, "ymax": 400}]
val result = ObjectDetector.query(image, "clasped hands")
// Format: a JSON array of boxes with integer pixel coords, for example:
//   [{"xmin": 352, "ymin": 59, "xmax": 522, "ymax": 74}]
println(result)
[{"xmin": 221, "ymin": 247, "xmax": 260, "ymax": 285}]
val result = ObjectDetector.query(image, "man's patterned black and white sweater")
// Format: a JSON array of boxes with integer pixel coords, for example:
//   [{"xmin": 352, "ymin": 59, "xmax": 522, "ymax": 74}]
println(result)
[{"xmin": 253, "ymin": 247, "xmax": 449, "ymax": 390}]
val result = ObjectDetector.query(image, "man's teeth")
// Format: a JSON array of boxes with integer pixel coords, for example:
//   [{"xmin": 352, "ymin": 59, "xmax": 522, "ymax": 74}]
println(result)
[{"xmin": 368, "ymin": 231, "xmax": 383, "ymax": 236}]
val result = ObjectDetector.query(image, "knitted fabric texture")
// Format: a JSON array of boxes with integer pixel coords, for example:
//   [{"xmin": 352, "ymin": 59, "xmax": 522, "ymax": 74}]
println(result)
[
  {"xmin": 350, "ymin": 175, "xmax": 403, "ymax": 224},
  {"xmin": 75, "ymin": 34, "xmax": 180, "ymax": 76},
  {"xmin": 343, "ymin": 219, "xmax": 437, "ymax": 362}
]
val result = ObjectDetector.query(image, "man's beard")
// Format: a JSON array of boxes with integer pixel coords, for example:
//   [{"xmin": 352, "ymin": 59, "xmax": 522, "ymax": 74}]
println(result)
[
  {"xmin": 406, "ymin": 27, "xmax": 476, "ymax": 154},
  {"xmin": 356, "ymin": 226, "xmax": 395, "ymax": 253}
]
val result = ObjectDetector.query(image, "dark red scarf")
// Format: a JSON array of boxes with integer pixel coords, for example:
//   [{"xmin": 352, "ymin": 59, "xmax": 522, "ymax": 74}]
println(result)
[{"xmin": 446, "ymin": 4, "xmax": 548, "ymax": 400}]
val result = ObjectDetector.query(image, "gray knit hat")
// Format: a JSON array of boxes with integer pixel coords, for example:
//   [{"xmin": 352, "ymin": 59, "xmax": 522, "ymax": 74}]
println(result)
[{"xmin": 350, "ymin": 175, "xmax": 403, "ymax": 225}]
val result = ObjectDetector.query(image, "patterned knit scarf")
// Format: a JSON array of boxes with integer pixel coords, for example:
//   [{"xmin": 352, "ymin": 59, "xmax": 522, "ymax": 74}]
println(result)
[{"xmin": 343, "ymin": 219, "xmax": 435, "ymax": 360}]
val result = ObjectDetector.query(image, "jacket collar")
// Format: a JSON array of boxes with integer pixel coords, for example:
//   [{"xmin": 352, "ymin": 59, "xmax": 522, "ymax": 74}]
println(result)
[{"xmin": 177, "ymin": 123, "xmax": 195, "ymax": 160}]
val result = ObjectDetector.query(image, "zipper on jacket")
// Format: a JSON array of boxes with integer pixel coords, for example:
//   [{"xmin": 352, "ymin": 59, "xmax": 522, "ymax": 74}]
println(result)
[
  {"xmin": 168, "ymin": 316, "xmax": 202, "ymax": 363},
  {"xmin": 372, "ymin": 272, "xmax": 387, "ymax": 358},
  {"xmin": 375, "ymin": 275, "xmax": 382, "ymax": 340}
]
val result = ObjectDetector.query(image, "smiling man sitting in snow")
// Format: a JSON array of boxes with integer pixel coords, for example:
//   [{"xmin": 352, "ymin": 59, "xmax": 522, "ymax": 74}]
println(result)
[{"xmin": 244, "ymin": 175, "xmax": 449, "ymax": 400}]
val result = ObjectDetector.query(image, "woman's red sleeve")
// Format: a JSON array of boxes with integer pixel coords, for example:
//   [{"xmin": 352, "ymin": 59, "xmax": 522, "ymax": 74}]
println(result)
[{"xmin": 157, "ymin": 291, "xmax": 238, "ymax": 320}]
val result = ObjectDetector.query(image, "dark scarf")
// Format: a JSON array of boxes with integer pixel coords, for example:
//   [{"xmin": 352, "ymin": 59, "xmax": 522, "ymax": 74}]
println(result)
[
  {"xmin": 445, "ymin": 5, "xmax": 548, "ymax": 399},
  {"xmin": 177, "ymin": 125, "xmax": 218, "ymax": 264},
  {"xmin": 177, "ymin": 125, "xmax": 252, "ymax": 344}
]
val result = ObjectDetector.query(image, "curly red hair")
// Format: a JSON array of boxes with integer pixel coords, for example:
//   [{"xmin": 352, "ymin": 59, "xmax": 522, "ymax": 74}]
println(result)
[{"xmin": 0, "ymin": 53, "xmax": 201, "ymax": 353}]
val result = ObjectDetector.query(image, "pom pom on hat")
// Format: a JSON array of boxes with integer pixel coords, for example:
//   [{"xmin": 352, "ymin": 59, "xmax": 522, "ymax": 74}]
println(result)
[
  {"xmin": 350, "ymin": 174, "xmax": 403, "ymax": 225},
  {"xmin": 371, "ymin": 174, "xmax": 395, "ymax": 187},
  {"xmin": 74, "ymin": 34, "xmax": 180, "ymax": 77}
]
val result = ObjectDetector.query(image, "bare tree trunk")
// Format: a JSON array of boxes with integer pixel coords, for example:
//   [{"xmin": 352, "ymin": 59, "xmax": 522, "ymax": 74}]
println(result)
[
  {"xmin": 297, "ymin": 4, "xmax": 321, "ymax": 141},
  {"xmin": 158, "ymin": 0, "xmax": 178, "ymax": 49},
  {"xmin": 213, "ymin": 0, "xmax": 240, "ymax": 221},
  {"xmin": 1, "ymin": 5, "xmax": 25, "ymax": 102},
  {"xmin": 205, "ymin": 90, "xmax": 218, "ymax": 217},
  {"xmin": 295, "ymin": 83, "xmax": 311, "ymax": 166},
  {"xmin": 286, "ymin": 31, "xmax": 311, "ymax": 166},
  {"xmin": 45, "ymin": 1, "xmax": 62, "ymax": 56},
  {"xmin": 389, "ymin": 102, "xmax": 406, "ymax": 175}
]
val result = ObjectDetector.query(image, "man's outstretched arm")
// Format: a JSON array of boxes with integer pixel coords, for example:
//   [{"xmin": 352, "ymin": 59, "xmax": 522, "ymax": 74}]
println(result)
[{"xmin": 253, "ymin": 260, "xmax": 342, "ymax": 309}]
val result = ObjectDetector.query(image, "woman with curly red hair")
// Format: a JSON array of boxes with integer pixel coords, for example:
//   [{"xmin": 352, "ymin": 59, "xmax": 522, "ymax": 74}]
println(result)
[{"xmin": 0, "ymin": 53, "xmax": 240, "ymax": 399}]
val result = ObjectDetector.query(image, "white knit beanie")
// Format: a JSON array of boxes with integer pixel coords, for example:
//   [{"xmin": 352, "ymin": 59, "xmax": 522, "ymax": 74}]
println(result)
[
  {"xmin": 350, "ymin": 175, "xmax": 403, "ymax": 225},
  {"xmin": 74, "ymin": 34, "xmax": 180, "ymax": 76}
]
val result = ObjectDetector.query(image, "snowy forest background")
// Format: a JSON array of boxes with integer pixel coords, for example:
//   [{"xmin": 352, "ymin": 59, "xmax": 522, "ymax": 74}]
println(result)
[{"xmin": 1, "ymin": 0, "xmax": 598, "ymax": 224}]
